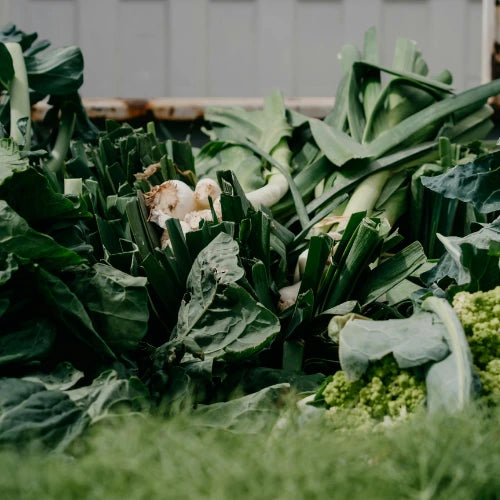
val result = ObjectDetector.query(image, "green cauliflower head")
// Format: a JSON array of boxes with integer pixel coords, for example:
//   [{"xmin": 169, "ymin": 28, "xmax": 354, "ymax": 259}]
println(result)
[
  {"xmin": 322, "ymin": 357, "xmax": 425, "ymax": 421},
  {"xmin": 453, "ymin": 286, "xmax": 500, "ymax": 368}
]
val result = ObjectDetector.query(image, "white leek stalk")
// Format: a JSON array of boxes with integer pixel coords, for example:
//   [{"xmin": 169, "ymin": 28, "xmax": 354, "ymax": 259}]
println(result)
[{"xmin": 5, "ymin": 42, "xmax": 31, "ymax": 149}]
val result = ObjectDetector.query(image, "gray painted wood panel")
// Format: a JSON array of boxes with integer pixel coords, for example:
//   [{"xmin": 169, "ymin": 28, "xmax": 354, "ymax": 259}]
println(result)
[{"xmin": 1, "ymin": 0, "xmax": 484, "ymax": 97}]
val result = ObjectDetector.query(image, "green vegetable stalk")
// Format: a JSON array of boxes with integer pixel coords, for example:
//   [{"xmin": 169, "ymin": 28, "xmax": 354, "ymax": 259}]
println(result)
[
  {"xmin": 45, "ymin": 105, "xmax": 77, "ymax": 174},
  {"xmin": 5, "ymin": 42, "xmax": 31, "ymax": 149}
]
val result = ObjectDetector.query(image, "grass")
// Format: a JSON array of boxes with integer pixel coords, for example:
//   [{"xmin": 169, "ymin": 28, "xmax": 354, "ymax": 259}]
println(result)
[{"xmin": 0, "ymin": 405, "xmax": 499, "ymax": 500}]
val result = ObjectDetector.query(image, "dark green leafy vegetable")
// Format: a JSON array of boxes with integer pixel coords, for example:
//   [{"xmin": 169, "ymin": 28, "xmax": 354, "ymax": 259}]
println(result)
[
  {"xmin": 422, "ymin": 217, "xmax": 500, "ymax": 290},
  {"xmin": 174, "ymin": 233, "xmax": 280, "ymax": 363},
  {"xmin": 421, "ymin": 151, "xmax": 500, "ymax": 214},
  {"xmin": 339, "ymin": 311, "xmax": 449, "ymax": 381}
]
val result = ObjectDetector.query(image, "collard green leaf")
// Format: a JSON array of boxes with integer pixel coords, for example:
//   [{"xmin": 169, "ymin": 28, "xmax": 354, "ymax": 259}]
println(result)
[
  {"xmin": 339, "ymin": 312, "xmax": 449, "ymax": 381},
  {"xmin": 0, "ymin": 200, "xmax": 84, "ymax": 271},
  {"xmin": 0, "ymin": 137, "xmax": 29, "ymax": 184},
  {"xmin": 192, "ymin": 384, "xmax": 289, "ymax": 434},
  {"xmin": 0, "ymin": 43, "xmax": 14, "ymax": 90},
  {"xmin": 0, "ymin": 24, "xmax": 38, "ymax": 52},
  {"xmin": 66, "ymin": 263, "xmax": 149, "ymax": 352},
  {"xmin": 175, "ymin": 233, "xmax": 280, "ymax": 362},
  {"xmin": 421, "ymin": 151, "xmax": 500, "ymax": 213},
  {"xmin": 36, "ymin": 267, "xmax": 115, "ymax": 359},
  {"xmin": 25, "ymin": 46, "xmax": 83, "ymax": 95},
  {"xmin": 0, "ymin": 319, "xmax": 56, "ymax": 367},
  {"xmin": 1, "ymin": 167, "xmax": 90, "ymax": 227},
  {"xmin": 240, "ymin": 368, "xmax": 324, "ymax": 394},
  {"xmin": 422, "ymin": 217, "xmax": 500, "ymax": 289},
  {"xmin": 65, "ymin": 370, "xmax": 149, "ymax": 422},
  {"xmin": 0, "ymin": 252, "xmax": 18, "ymax": 285},
  {"xmin": 423, "ymin": 296, "xmax": 478, "ymax": 412},
  {"xmin": 0, "ymin": 378, "xmax": 87, "ymax": 450},
  {"xmin": 23, "ymin": 362, "xmax": 84, "ymax": 391},
  {"xmin": 0, "ymin": 371, "xmax": 147, "ymax": 449}
]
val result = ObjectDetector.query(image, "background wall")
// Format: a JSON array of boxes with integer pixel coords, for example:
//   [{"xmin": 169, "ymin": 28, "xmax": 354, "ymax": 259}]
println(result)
[{"xmin": 0, "ymin": 0, "xmax": 483, "ymax": 98}]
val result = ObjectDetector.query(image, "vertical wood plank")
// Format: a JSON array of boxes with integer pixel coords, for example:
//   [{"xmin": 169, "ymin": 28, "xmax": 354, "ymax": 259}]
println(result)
[
  {"xmin": 466, "ymin": 0, "xmax": 483, "ymax": 88},
  {"xmin": 169, "ymin": 0, "xmax": 208, "ymax": 96},
  {"xmin": 256, "ymin": 0, "xmax": 294, "ymax": 96},
  {"xmin": 293, "ymin": 0, "xmax": 346, "ymax": 96},
  {"xmin": 78, "ymin": 0, "xmax": 119, "ymax": 97},
  {"xmin": 344, "ymin": 0, "xmax": 383, "ymax": 51},
  {"xmin": 115, "ymin": 0, "xmax": 168, "ymax": 97},
  {"xmin": 380, "ymin": 0, "xmax": 431, "ymax": 68},
  {"xmin": 0, "ymin": 0, "xmax": 12, "ymax": 21},
  {"xmin": 10, "ymin": 0, "xmax": 78, "ymax": 46},
  {"xmin": 428, "ymin": 0, "xmax": 467, "ymax": 90},
  {"xmin": 207, "ymin": 0, "xmax": 258, "ymax": 97}
]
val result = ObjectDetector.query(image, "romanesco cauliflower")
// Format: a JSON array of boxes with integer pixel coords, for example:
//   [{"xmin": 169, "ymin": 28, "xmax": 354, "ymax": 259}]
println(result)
[
  {"xmin": 478, "ymin": 359, "xmax": 500, "ymax": 406},
  {"xmin": 322, "ymin": 357, "xmax": 426, "ymax": 421},
  {"xmin": 452, "ymin": 286, "xmax": 500, "ymax": 368},
  {"xmin": 453, "ymin": 286, "xmax": 500, "ymax": 405}
]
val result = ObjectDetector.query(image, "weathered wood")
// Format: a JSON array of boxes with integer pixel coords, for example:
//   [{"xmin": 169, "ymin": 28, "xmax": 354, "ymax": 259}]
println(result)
[{"xmin": 31, "ymin": 97, "xmax": 336, "ymax": 122}]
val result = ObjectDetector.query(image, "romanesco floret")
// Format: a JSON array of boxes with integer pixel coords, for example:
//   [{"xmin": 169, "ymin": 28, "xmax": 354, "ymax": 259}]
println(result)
[
  {"xmin": 453, "ymin": 286, "xmax": 500, "ymax": 368},
  {"xmin": 322, "ymin": 371, "xmax": 363, "ymax": 409},
  {"xmin": 478, "ymin": 359, "xmax": 500, "ymax": 406},
  {"xmin": 322, "ymin": 357, "xmax": 426, "ymax": 421}
]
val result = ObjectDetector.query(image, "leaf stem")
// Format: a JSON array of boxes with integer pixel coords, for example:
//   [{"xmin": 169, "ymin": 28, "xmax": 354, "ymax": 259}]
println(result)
[{"xmin": 5, "ymin": 42, "xmax": 31, "ymax": 150}]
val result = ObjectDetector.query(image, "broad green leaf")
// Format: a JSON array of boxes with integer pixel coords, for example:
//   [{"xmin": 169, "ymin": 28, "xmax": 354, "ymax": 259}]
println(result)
[
  {"xmin": 422, "ymin": 217, "xmax": 500, "ymax": 289},
  {"xmin": 423, "ymin": 296, "xmax": 478, "ymax": 412},
  {"xmin": 0, "ymin": 24, "xmax": 38, "ymax": 52},
  {"xmin": 0, "ymin": 200, "xmax": 84, "ymax": 271},
  {"xmin": 0, "ymin": 252, "xmax": 18, "ymax": 285},
  {"xmin": 175, "ymin": 233, "xmax": 280, "ymax": 362},
  {"xmin": 309, "ymin": 118, "xmax": 369, "ymax": 166},
  {"xmin": 25, "ymin": 46, "xmax": 84, "ymax": 95},
  {"xmin": 0, "ymin": 378, "xmax": 87, "ymax": 450},
  {"xmin": 65, "ymin": 370, "xmax": 149, "ymax": 422},
  {"xmin": 36, "ymin": 267, "xmax": 115, "ymax": 359},
  {"xmin": 0, "ymin": 371, "xmax": 147, "ymax": 449},
  {"xmin": 0, "ymin": 319, "xmax": 56, "ymax": 367},
  {"xmin": 421, "ymin": 151, "xmax": 500, "ymax": 213},
  {"xmin": 339, "ymin": 310, "xmax": 450, "ymax": 381},
  {"xmin": 240, "ymin": 367, "xmax": 324, "ymax": 394},
  {"xmin": 23, "ymin": 362, "xmax": 84, "ymax": 391},
  {"xmin": 66, "ymin": 263, "xmax": 149, "ymax": 352},
  {"xmin": 1, "ymin": 167, "xmax": 91, "ymax": 227},
  {"xmin": 0, "ymin": 138, "xmax": 29, "ymax": 184},
  {"xmin": 0, "ymin": 42, "xmax": 14, "ymax": 89},
  {"xmin": 192, "ymin": 384, "xmax": 289, "ymax": 433}
]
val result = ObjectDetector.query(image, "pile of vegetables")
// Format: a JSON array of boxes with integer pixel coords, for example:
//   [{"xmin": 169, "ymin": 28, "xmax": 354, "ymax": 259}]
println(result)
[{"xmin": 0, "ymin": 24, "xmax": 499, "ymax": 450}]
